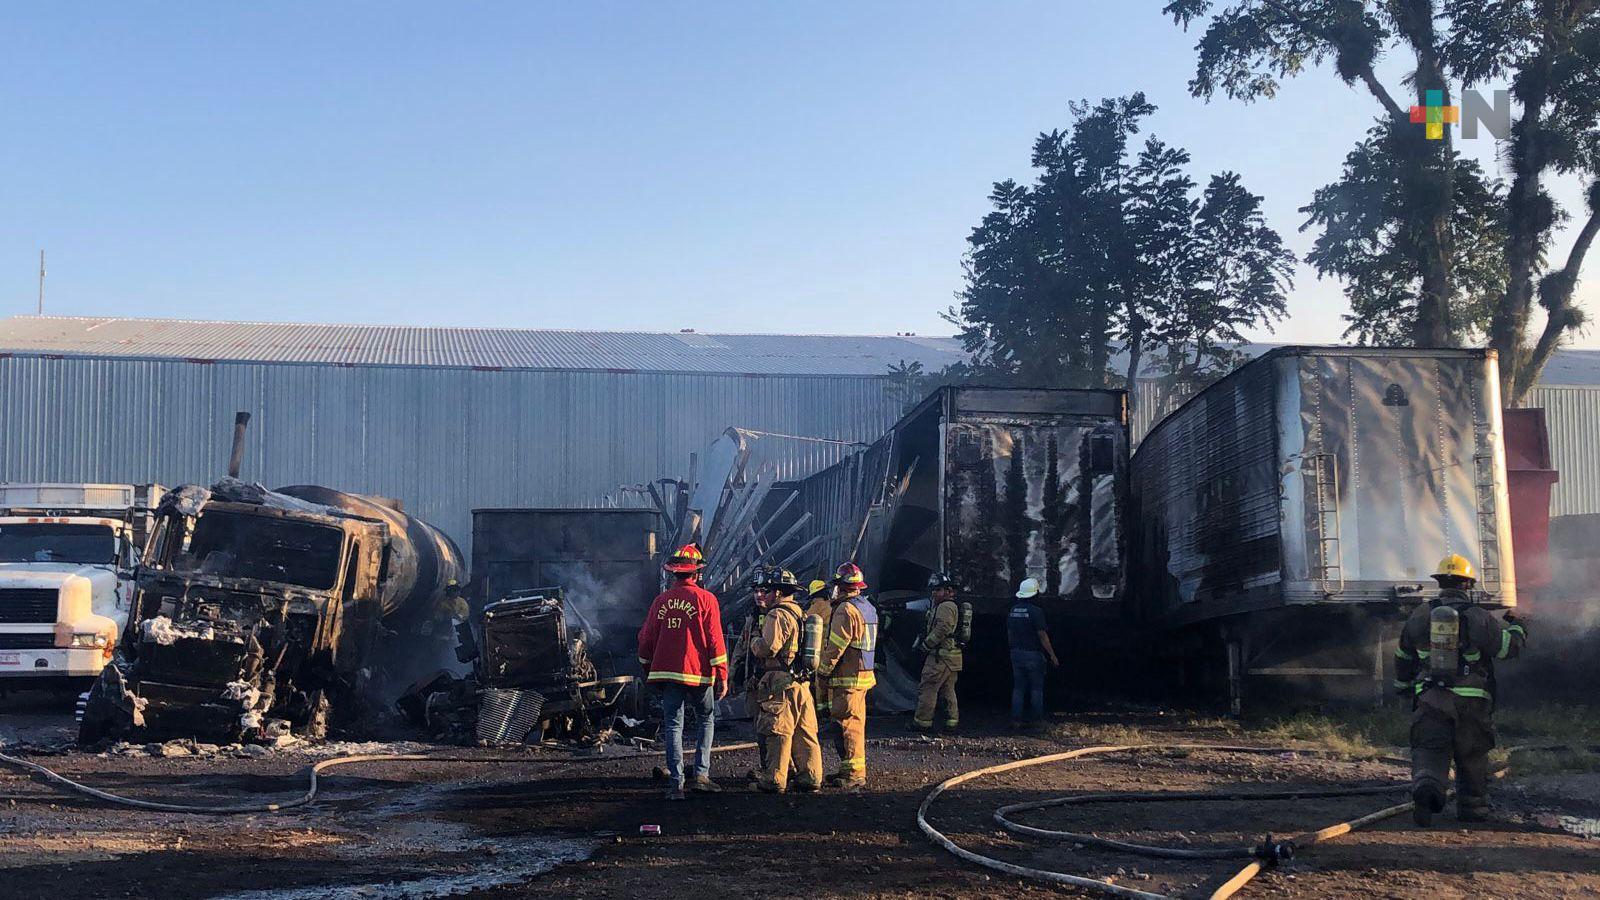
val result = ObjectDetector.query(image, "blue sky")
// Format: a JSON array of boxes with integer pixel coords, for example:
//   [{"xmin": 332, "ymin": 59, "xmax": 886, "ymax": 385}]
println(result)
[{"xmin": 2, "ymin": 2, "xmax": 1594, "ymax": 346}]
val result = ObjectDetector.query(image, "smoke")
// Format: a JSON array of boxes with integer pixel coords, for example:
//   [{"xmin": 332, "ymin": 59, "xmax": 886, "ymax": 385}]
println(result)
[
  {"xmin": 1499, "ymin": 523, "xmax": 1600, "ymax": 704},
  {"xmin": 1498, "ymin": 600, "xmax": 1600, "ymax": 704},
  {"xmin": 544, "ymin": 560, "xmax": 604, "ymax": 643}
]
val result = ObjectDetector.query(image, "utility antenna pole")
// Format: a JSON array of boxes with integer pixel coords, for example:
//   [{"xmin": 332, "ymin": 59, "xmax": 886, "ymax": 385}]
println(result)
[{"xmin": 37, "ymin": 250, "xmax": 45, "ymax": 315}]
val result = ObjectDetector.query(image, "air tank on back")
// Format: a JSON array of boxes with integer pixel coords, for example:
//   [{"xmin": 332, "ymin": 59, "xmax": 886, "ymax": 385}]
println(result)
[{"xmin": 275, "ymin": 485, "xmax": 464, "ymax": 619}]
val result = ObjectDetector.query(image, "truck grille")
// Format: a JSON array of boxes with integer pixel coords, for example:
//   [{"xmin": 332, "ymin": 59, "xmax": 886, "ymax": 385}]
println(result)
[
  {"xmin": 0, "ymin": 589, "xmax": 59, "ymax": 624},
  {"xmin": 0, "ymin": 633, "xmax": 55, "ymax": 650}
]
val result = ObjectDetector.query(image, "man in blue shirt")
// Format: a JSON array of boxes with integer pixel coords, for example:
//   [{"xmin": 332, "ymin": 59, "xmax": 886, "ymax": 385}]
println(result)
[{"xmin": 1007, "ymin": 577, "xmax": 1058, "ymax": 731}]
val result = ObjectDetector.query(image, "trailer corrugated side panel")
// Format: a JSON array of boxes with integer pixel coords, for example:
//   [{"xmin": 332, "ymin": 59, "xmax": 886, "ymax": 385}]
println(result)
[
  {"xmin": 1132, "ymin": 357, "xmax": 1280, "ymax": 624},
  {"xmin": 1134, "ymin": 348, "xmax": 1517, "ymax": 629}
]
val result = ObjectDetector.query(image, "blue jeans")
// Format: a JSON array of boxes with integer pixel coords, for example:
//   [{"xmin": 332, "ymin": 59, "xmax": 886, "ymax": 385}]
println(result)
[
  {"xmin": 659, "ymin": 682, "xmax": 716, "ymax": 786},
  {"xmin": 1011, "ymin": 651, "xmax": 1047, "ymax": 722}
]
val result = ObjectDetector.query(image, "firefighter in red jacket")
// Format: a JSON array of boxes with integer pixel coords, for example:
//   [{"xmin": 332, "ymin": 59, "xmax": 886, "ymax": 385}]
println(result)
[{"xmin": 638, "ymin": 544, "xmax": 729, "ymax": 800}]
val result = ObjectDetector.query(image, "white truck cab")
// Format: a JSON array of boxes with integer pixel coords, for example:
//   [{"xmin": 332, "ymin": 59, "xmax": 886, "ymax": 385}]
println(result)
[{"xmin": 0, "ymin": 484, "xmax": 162, "ymax": 688}]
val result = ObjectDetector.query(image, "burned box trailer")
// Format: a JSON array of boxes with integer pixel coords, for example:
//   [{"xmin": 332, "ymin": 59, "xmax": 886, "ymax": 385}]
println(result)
[
  {"xmin": 792, "ymin": 386, "xmax": 1129, "ymax": 708},
  {"xmin": 1131, "ymin": 347, "xmax": 1516, "ymax": 712}
]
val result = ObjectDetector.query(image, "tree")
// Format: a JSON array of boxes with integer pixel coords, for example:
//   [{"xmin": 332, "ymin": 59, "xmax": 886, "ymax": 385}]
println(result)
[
  {"xmin": 1165, "ymin": 0, "xmax": 1600, "ymax": 405},
  {"xmin": 1146, "ymin": 171, "xmax": 1294, "ymax": 411},
  {"xmin": 950, "ymin": 95, "xmax": 1156, "ymax": 389},
  {"xmin": 1167, "ymin": 172, "xmax": 1295, "ymax": 377},
  {"xmin": 1124, "ymin": 138, "xmax": 1202, "ymax": 396},
  {"xmin": 1301, "ymin": 128, "xmax": 1509, "ymax": 345},
  {"xmin": 949, "ymin": 95, "xmax": 1292, "ymax": 402}
]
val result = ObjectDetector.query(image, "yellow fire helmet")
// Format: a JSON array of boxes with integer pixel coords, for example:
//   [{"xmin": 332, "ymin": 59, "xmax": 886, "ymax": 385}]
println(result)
[
  {"xmin": 1434, "ymin": 554, "xmax": 1475, "ymax": 581},
  {"xmin": 807, "ymin": 579, "xmax": 829, "ymax": 599}
]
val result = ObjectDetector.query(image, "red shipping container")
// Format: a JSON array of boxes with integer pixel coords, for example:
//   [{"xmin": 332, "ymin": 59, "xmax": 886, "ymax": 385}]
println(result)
[{"xmin": 1502, "ymin": 408, "xmax": 1558, "ymax": 595}]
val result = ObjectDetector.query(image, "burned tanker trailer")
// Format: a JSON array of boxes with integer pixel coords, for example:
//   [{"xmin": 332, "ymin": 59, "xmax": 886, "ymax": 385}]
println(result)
[
  {"xmin": 78, "ymin": 479, "xmax": 463, "ymax": 744},
  {"xmin": 1131, "ymin": 347, "xmax": 1517, "ymax": 713},
  {"xmin": 791, "ymin": 386, "xmax": 1129, "ymax": 708}
]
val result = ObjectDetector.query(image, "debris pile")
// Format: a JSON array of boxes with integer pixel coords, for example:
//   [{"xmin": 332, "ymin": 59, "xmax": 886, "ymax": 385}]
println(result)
[{"xmin": 397, "ymin": 588, "xmax": 635, "ymax": 746}]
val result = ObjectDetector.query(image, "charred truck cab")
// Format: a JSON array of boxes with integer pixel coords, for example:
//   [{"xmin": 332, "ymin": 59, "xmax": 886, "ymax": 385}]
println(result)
[{"xmin": 80, "ymin": 480, "xmax": 392, "ymax": 744}]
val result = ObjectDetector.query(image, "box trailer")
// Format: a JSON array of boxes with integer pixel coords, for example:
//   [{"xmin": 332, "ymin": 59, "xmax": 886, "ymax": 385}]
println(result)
[
  {"xmin": 1130, "ymin": 347, "xmax": 1516, "ymax": 712},
  {"xmin": 781, "ymin": 386, "xmax": 1130, "ymax": 708}
]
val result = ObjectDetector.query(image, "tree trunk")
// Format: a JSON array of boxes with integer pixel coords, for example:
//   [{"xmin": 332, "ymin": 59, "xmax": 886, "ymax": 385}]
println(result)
[
  {"xmin": 1124, "ymin": 312, "xmax": 1144, "ymax": 415},
  {"xmin": 1490, "ymin": 42, "xmax": 1555, "ymax": 404},
  {"xmin": 1395, "ymin": 0, "xmax": 1455, "ymax": 348}
]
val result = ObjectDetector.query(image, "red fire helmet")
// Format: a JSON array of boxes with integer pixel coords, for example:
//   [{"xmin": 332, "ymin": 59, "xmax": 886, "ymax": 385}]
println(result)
[
  {"xmin": 832, "ymin": 561, "xmax": 868, "ymax": 590},
  {"xmin": 665, "ymin": 543, "xmax": 706, "ymax": 574}
]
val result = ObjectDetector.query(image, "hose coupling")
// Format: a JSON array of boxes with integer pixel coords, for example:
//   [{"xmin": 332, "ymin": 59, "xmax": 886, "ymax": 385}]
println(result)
[{"xmin": 1253, "ymin": 836, "xmax": 1296, "ymax": 864}]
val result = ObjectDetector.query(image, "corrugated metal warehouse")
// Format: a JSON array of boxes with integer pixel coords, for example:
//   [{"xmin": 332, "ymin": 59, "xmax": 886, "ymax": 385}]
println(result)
[
  {"xmin": 0, "ymin": 316, "xmax": 966, "ymax": 554},
  {"xmin": 3, "ymin": 315, "xmax": 1599, "ymax": 554}
]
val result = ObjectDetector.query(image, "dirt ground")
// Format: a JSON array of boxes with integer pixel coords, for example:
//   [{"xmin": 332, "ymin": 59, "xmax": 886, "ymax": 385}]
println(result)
[{"xmin": 2, "ymin": 690, "xmax": 1597, "ymax": 899}]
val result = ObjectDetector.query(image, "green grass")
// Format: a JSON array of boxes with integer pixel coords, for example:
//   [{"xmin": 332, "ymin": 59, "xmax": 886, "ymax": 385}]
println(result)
[
  {"xmin": 1497, "ymin": 704, "xmax": 1600, "ymax": 774},
  {"xmin": 1046, "ymin": 721, "xmax": 1151, "ymax": 747},
  {"xmin": 1504, "ymin": 748, "xmax": 1600, "ymax": 775},
  {"xmin": 1496, "ymin": 703, "xmax": 1600, "ymax": 748},
  {"xmin": 1251, "ymin": 711, "xmax": 1405, "ymax": 759},
  {"xmin": 1238, "ymin": 703, "xmax": 1600, "ymax": 771}
]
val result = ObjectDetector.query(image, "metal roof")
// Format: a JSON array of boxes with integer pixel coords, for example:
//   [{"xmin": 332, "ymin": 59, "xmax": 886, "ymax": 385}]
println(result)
[
  {"xmin": 0, "ymin": 315, "xmax": 967, "ymax": 376},
  {"xmin": 1118, "ymin": 342, "xmax": 1600, "ymax": 386},
  {"xmin": 5, "ymin": 315, "xmax": 1597, "ymax": 384}
]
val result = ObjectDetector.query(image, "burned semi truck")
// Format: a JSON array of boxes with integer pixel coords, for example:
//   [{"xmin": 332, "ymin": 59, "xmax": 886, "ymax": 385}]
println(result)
[
  {"xmin": 79, "ymin": 478, "xmax": 463, "ymax": 744},
  {"xmin": 1131, "ymin": 347, "xmax": 1517, "ymax": 713}
]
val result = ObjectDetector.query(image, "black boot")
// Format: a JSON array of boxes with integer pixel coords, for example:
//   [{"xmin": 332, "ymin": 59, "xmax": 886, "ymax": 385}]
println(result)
[{"xmin": 1412, "ymin": 782, "xmax": 1445, "ymax": 827}]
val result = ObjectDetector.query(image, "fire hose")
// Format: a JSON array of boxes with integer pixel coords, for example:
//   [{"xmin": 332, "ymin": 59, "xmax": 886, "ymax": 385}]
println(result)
[
  {"xmin": 0, "ymin": 742, "xmax": 758, "ymax": 815},
  {"xmin": 916, "ymin": 742, "xmax": 1589, "ymax": 900}
]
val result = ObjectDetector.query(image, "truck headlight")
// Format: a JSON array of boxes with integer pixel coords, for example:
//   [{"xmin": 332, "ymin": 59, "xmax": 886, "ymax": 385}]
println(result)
[{"xmin": 70, "ymin": 633, "xmax": 110, "ymax": 649}]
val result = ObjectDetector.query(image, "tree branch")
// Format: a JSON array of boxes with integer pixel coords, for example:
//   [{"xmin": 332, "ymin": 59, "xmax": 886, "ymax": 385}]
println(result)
[
  {"xmin": 1259, "ymin": 0, "xmax": 1405, "ymax": 118},
  {"xmin": 1517, "ymin": 205, "xmax": 1600, "ymax": 401},
  {"xmin": 1358, "ymin": 70, "xmax": 1407, "ymax": 119},
  {"xmin": 1560, "ymin": 205, "xmax": 1600, "ymax": 294}
]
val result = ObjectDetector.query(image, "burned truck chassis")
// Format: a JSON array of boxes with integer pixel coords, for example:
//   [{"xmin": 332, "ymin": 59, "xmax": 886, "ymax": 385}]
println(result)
[
  {"xmin": 80, "ymin": 482, "xmax": 392, "ymax": 745},
  {"xmin": 398, "ymin": 588, "xmax": 635, "ymax": 746}
]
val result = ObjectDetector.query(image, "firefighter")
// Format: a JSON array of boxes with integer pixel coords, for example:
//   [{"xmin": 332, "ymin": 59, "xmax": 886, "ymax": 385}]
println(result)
[
  {"xmin": 816, "ymin": 561, "xmax": 877, "ymax": 791},
  {"xmin": 749, "ymin": 566, "xmax": 824, "ymax": 793},
  {"xmin": 1395, "ymin": 554, "xmax": 1527, "ymax": 826},
  {"xmin": 731, "ymin": 573, "xmax": 770, "ymax": 781},
  {"xmin": 804, "ymin": 579, "xmax": 833, "ymax": 719},
  {"xmin": 911, "ymin": 571, "xmax": 963, "ymax": 733},
  {"xmin": 637, "ymin": 543, "xmax": 729, "ymax": 801}
]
